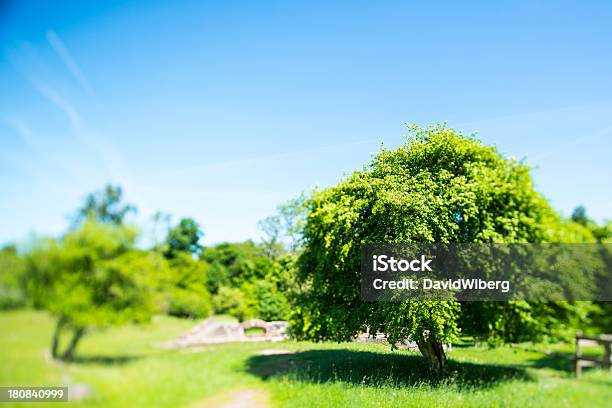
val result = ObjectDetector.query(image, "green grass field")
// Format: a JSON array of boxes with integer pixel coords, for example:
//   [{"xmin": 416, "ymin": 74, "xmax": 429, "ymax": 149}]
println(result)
[{"xmin": 1, "ymin": 310, "xmax": 611, "ymax": 407}]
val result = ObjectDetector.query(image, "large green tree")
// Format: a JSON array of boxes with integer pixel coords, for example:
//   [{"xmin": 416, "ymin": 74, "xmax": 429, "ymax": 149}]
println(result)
[{"xmin": 291, "ymin": 124, "xmax": 575, "ymax": 371}]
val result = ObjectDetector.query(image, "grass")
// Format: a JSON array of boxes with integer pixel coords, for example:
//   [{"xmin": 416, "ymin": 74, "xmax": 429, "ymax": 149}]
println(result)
[
  {"xmin": 245, "ymin": 327, "xmax": 267, "ymax": 336},
  {"xmin": 1, "ymin": 310, "xmax": 611, "ymax": 407}
]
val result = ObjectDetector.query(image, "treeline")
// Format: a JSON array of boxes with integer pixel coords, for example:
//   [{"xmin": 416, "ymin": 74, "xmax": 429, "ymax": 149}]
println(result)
[{"xmin": 0, "ymin": 185, "xmax": 297, "ymax": 359}]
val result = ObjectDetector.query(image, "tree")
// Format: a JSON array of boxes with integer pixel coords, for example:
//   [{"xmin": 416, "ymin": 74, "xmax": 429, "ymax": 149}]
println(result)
[
  {"xmin": 571, "ymin": 206, "xmax": 611, "ymax": 244},
  {"xmin": 149, "ymin": 211, "xmax": 172, "ymax": 250},
  {"xmin": 291, "ymin": 124, "xmax": 569, "ymax": 371},
  {"xmin": 568, "ymin": 208, "xmax": 612, "ymax": 332},
  {"xmin": 253, "ymin": 280, "xmax": 290, "ymax": 321},
  {"xmin": 164, "ymin": 253, "xmax": 212, "ymax": 318},
  {"xmin": 212, "ymin": 286, "xmax": 255, "ymax": 322},
  {"xmin": 27, "ymin": 220, "xmax": 165, "ymax": 360},
  {"xmin": 164, "ymin": 218, "xmax": 204, "ymax": 258},
  {"xmin": 202, "ymin": 241, "xmax": 272, "ymax": 290},
  {"xmin": 73, "ymin": 184, "xmax": 136, "ymax": 226},
  {"xmin": 157, "ymin": 217, "xmax": 211, "ymax": 318},
  {"xmin": 571, "ymin": 206, "xmax": 589, "ymax": 226},
  {"xmin": 258, "ymin": 194, "xmax": 308, "ymax": 258},
  {"xmin": 203, "ymin": 241, "xmax": 294, "ymax": 321}
]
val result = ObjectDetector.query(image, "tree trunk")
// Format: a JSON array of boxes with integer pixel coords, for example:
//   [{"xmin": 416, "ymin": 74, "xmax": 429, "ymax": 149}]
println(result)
[
  {"xmin": 417, "ymin": 340, "xmax": 447, "ymax": 372},
  {"xmin": 61, "ymin": 327, "xmax": 85, "ymax": 360},
  {"xmin": 51, "ymin": 316, "xmax": 67, "ymax": 359}
]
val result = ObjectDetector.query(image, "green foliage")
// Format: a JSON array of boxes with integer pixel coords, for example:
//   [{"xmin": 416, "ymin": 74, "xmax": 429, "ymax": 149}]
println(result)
[
  {"xmin": 25, "ymin": 219, "xmax": 165, "ymax": 358},
  {"xmin": 0, "ymin": 246, "xmax": 27, "ymax": 309},
  {"xmin": 460, "ymin": 301, "xmax": 596, "ymax": 344},
  {"xmin": 212, "ymin": 286, "xmax": 255, "ymax": 322},
  {"xmin": 292, "ymin": 123, "xmax": 590, "ymax": 356},
  {"xmin": 253, "ymin": 280, "xmax": 290, "ymax": 321},
  {"xmin": 571, "ymin": 206, "xmax": 589, "ymax": 226},
  {"xmin": 203, "ymin": 241, "xmax": 273, "ymax": 289},
  {"xmin": 203, "ymin": 241, "xmax": 294, "ymax": 321},
  {"xmin": 164, "ymin": 217, "xmax": 204, "ymax": 258},
  {"xmin": 571, "ymin": 206, "xmax": 611, "ymax": 244},
  {"xmin": 73, "ymin": 184, "xmax": 136, "ymax": 226},
  {"xmin": 27, "ymin": 220, "xmax": 163, "ymax": 327},
  {"xmin": 165, "ymin": 253, "xmax": 212, "ymax": 318},
  {"xmin": 258, "ymin": 194, "xmax": 308, "ymax": 256}
]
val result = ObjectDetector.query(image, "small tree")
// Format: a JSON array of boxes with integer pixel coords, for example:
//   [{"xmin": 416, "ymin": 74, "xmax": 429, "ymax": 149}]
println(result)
[
  {"xmin": 27, "ymin": 220, "xmax": 165, "ymax": 360},
  {"xmin": 292, "ymin": 124, "xmax": 567, "ymax": 371}
]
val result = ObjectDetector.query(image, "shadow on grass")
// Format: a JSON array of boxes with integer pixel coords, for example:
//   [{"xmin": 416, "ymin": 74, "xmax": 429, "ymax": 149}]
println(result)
[
  {"xmin": 526, "ymin": 352, "xmax": 574, "ymax": 372},
  {"xmin": 68, "ymin": 354, "xmax": 143, "ymax": 365},
  {"xmin": 245, "ymin": 350, "xmax": 533, "ymax": 390}
]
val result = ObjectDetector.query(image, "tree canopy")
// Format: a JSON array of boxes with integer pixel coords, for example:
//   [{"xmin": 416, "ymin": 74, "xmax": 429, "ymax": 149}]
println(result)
[
  {"xmin": 291, "ymin": 124, "xmax": 587, "ymax": 370},
  {"xmin": 164, "ymin": 218, "xmax": 204, "ymax": 258},
  {"xmin": 26, "ymin": 220, "xmax": 165, "ymax": 359}
]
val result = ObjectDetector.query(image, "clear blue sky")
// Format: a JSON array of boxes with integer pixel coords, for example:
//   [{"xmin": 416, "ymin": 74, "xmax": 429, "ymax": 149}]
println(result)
[{"xmin": 1, "ymin": 0, "xmax": 611, "ymax": 245}]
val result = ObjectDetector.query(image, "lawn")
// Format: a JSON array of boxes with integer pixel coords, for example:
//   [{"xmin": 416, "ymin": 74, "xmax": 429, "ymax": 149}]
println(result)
[{"xmin": 1, "ymin": 310, "xmax": 611, "ymax": 407}]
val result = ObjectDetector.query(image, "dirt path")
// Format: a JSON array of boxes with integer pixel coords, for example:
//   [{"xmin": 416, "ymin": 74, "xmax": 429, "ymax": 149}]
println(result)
[
  {"xmin": 190, "ymin": 389, "xmax": 270, "ymax": 408},
  {"xmin": 189, "ymin": 349, "xmax": 296, "ymax": 408}
]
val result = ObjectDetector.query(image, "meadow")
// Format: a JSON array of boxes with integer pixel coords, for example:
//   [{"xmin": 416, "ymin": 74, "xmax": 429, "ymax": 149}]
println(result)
[{"xmin": 1, "ymin": 310, "xmax": 610, "ymax": 407}]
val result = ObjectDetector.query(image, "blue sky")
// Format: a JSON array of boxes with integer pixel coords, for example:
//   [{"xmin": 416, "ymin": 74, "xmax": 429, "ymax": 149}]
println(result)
[{"xmin": 1, "ymin": 0, "xmax": 611, "ymax": 245}]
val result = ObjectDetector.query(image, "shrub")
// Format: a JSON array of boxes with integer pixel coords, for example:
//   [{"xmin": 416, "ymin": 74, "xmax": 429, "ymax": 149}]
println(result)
[
  {"xmin": 212, "ymin": 286, "xmax": 255, "ymax": 322},
  {"xmin": 165, "ymin": 254, "xmax": 212, "ymax": 318}
]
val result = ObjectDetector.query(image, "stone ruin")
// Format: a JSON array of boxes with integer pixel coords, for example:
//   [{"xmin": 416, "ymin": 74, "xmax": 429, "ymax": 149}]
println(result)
[
  {"xmin": 353, "ymin": 326, "xmax": 418, "ymax": 350},
  {"xmin": 167, "ymin": 318, "xmax": 289, "ymax": 348},
  {"xmin": 166, "ymin": 319, "xmax": 449, "ymax": 352}
]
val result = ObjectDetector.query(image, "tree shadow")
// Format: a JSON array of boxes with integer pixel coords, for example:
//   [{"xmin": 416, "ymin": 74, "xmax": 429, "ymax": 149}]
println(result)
[
  {"xmin": 244, "ymin": 350, "xmax": 533, "ymax": 390},
  {"xmin": 68, "ymin": 354, "xmax": 143, "ymax": 366},
  {"xmin": 526, "ymin": 352, "xmax": 574, "ymax": 372}
]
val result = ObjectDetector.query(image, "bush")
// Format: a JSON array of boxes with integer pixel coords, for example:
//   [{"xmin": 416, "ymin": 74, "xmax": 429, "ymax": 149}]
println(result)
[
  {"xmin": 165, "ymin": 254, "xmax": 212, "ymax": 318},
  {"xmin": 254, "ymin": 281, "xmax": 290, "ymax": 321},
  {"xmin": 212, "ymin": 286, "xmax": 255, "ymax": 322}
]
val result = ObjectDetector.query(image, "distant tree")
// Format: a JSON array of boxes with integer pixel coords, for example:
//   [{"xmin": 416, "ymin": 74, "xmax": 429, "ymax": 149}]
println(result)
[
  {"xmin": 568, "ymin": 207, "xmax": 612, "ymax": 333},
  {"xmin": 570, "ymin": 206, "xmax": 611, "ymax": 244},
  {"xmin": 258, "ymin": 194, "xmax": 307, "ymax": 258},
  {"xmin": 164, "ymin": 253, "xmax": 212, "ymax": 318},
  {"xmin": 26, "ymin": 220, "xmax": 165, "ymax": 360},
  {"xmin": 202, "ymin": 241, "xmax": 271, "ymax": 289},
  {"xmin": 292, "ymin": 124, "xmax": 581, "ymax": 371},
  {"xmin": 203, "ymin": 241, "xmax": 294, "ymax": 321},
  {"xmin": 164, "ymin": 218, "xmax": 204, "ymax": 258},
  {"xmin": 253, "ymin": 280, "xmax": 290, "ymax": 321},
  {"xmin": 73, "ymin": 184, "xmax": 136, "ymax": 226},
  {"xmin": 212, "ymin": 286, "xmax": 255, "ymax": 322},
  {"xmin": 571, "ymin": 206, "xmax": 589, "ymax": 226},
  {"xmin": 149, "ymin": 211, "xmax": 172, "ymax": 249}
]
